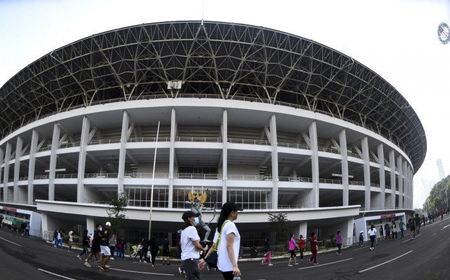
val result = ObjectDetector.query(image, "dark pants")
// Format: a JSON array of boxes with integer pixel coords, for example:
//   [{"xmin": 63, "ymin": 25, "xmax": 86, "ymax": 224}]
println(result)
[
  {"xmin": 310, "ymin": 249, "xmax": 317, "ymax": 263},
  {"xmin": 221, "ymin": 271, "xmax": 234, "ymax": 280},
  {"xmin": 299, "ymin": 248, "xmax": 304, "ymax": 259},
  {"xmin": 370, "ymin": 236, "xmax": 375, "ymax": 248},
  {"xmin": 182, "ymin": 259, "xmax": 200, "ymax": 280},
  {"xmin": 151, "ymin": 250, "xmax": 158, "ymax": 265},
  {"xmin": 337, "ymin": 244, "xmax": 342, "ymax": 254}
]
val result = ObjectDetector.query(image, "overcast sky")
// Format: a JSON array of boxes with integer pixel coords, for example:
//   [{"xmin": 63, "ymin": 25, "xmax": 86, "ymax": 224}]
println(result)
[{"xmin": 1, "ymin": 0, "xmax": 449, "ymax": 208}]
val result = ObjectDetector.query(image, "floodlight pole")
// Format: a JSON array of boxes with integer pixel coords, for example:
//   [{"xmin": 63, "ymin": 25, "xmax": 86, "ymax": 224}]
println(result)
[{"xmin": 148, "ymin": 121, "xmax": 160, "ymax": 240}]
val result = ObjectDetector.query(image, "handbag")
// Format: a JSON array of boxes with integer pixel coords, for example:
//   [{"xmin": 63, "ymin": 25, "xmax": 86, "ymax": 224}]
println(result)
[{"xmin": 204, "ymin": 221, "xmax": 229, "ymax": 268}]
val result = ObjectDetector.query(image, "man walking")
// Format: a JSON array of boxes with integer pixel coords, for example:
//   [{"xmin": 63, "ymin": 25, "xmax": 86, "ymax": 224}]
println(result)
[
  {"xmin": 180, "ymin": 211, "xmax": 207, "ymax": 280},
  {"xmin": 99, "ymin": 221, "xmax": 112, "ymax": 271}
]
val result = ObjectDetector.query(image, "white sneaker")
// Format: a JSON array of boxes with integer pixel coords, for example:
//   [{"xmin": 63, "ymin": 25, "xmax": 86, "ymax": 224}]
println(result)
[
  {"xmin": 288, "ymin": 264, "xmax": 293, "ymax": 267},
  {"xmin": 77, "ymin": 255, "xmax": 81, "ymax": 260},
  {"xmin": 84, "ymin": 262, "xmax": 92, "ymax": 268},
  {"xmin": 268, "ymin": 263, "xmax": 273, "ymax": 266}
]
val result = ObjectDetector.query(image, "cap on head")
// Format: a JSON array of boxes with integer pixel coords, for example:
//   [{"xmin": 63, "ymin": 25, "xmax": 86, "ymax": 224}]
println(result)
[
  {"xmin": 105, "ymin": 221, "xmax": 111, "ymax": 227},
  {"xmin": 182, "ymin": 210, "xmax": 196, "ymax": 221}
]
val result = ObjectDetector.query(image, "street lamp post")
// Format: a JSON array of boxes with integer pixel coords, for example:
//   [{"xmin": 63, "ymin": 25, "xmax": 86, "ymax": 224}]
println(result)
[{"xmin": 148, "ymin": 121, "xmax": 160, "ymax": 240}]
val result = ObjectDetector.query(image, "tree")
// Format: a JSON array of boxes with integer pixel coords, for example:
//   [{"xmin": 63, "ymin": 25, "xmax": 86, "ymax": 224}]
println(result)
[
  {"xmin": 268, "ymin": 212, "xmax": 289, "ymax": 245},
  {"xmin": 423, "ymin": 175, "xmax": 450, "ymax": 213},
  {"xmin": 107, "ymin": 193, "xmax": 128, "ymax": 233}
]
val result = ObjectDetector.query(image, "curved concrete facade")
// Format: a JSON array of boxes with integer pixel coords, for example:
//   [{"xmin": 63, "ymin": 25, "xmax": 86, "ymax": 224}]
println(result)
[{"xmin": 0, "ymin": 21, "xmax": 423, "ymax": 245}]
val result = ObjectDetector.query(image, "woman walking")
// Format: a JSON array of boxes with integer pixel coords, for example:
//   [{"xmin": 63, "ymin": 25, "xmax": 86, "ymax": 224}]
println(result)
[
  {"xmin": 368, "ymin": 224, "xmax": 377, "ymax": 251},
  {"xmin": 298, "ymin": 234, "xmax": 305, "ymax": 260},
  {"xmin": 204, "ymin": 202, "xmax": 242, "ymax": 280},
  {"xmin": 287, "ymin": 234, "xmax": 297, "ymax": 266},
  {"xmin": 77, "ymin": 229, "xmax": 89, "ymax": 260},
  {"xmin": 309, "ymin": 232, "xmax": 318, "ymax": 265},
  {"xmin": 261, "ymin": 238, "xmax": 273, "ymax": 266},
  {"xmin": 335, "ymin": 231, "xmax": 342, "ymax": 255}
]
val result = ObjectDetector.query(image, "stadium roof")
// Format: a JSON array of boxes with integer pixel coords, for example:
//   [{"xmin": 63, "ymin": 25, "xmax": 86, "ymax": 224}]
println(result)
[{"xmin": 0, "ymin": 20, "xmax": 426, "ymax": 171}]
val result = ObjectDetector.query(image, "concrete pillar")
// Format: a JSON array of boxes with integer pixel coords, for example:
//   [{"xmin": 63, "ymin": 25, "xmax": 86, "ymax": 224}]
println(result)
[
  {"xmin": 49, "ymin": 123, "xmax": 61, "ymax": 201},
  {"xmin": 270, "ymin": 115, "xmax": 279, "ymax": 209},
  {"xmin": 341, "ymin": 217, "xmax": 354, "ymax": 246},
  {"xmin": 168, "ymin": 109, "xmax": 176, "ymax": 208},
  {"xmin": 402, "ymin": 161, "xmax": 407, "ymax": 209},
  {"xmin": 389, "ymin": 151, "xmax": 396, "ymax": 209},
  {"xmin": 309, "ymin": 122, "xmax": 319, "ymax": 208},
  {"xmin": 362, "ymin": 137, "xmax": 370, "ymax": 210},
  {"xmin": 86, "ymin": 216, "xmax": 95, "ymax": 236},
  {"xmin": 13, "ymin": 137, "xmax": 23, "ymax": 203},
  {"xmin": 77, "ymin": 117, "xmax": 90, "ymax": 203},
  {"xmin": 377, "ymin": 144, "xmax": 385, "ymax": 210},
  {"xmin": 397, "ymin": 156, "xmax": 403, "ymax": 209},
  {"xmin": 0, "ymin": 148, "xmax": 4, "ymax": 201},
  {"xmin": 118, "ymin": 111, "xmax": 129, "ymax": 197},
  {"xmin": 3, "ymin": 143, "xmax": 11, "ymax": 201},
  {"xmin": 339, "ymin": 129, "xmax": 349, "ymax": 206},
  {"xmin": 297, "ymin": 222, "xmax": 308, "ymax": 239},
  {"xmin": 221, "ymin": 110, "xmax": 228, "ymax": 205},
  {"xmin": 28, "ymin": 130, "xmax": 38, "ymax": 205}
]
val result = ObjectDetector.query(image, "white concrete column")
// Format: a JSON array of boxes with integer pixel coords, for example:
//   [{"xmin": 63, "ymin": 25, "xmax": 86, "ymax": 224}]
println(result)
[
  {"xmin": 221, "ymin": 110, "xmax": 228, "ymax": 205},
  {"xmin": 401, "ymin": 160, "xmax": 408, "ymax": 208},
  {"xmin": 389, "ymin": 151, "xmax": 396, "ymax": 209},
  {"xmin": 86, "ymin": 216, "xmax": 95, "ymax": 236},
  {"xmin": 0, "ymin": 148, "xmax": 4, "ymax": 201},
  {"xmin": 49, "ymin": 123, "xmax": 61, "ymax": 201},
  {"xmin": 309, "ymin": 121, "xmax": 319, "ymax": 208},
  {"xmin": 377, "ymin": 144, "xmax": 385, "ymax": 209},
  {"xmin": 13, "ymin": 137, "xmax": 23, "ymax": 203},
  {"xmin": 270, "ymin": 115, "xmax": 279, "ymax": 209},
  {"xmin": 118, "ymin": 111, "xmax": 129, "ymax": 197},
  {"xmin": 341, "ymin": 217, "xmax": 354, "ymax": 246},
  {"xmin": 397, "ymin": 156, "xmax": 403, "ymax": 209},
  {"xmin": 339, "ymin": 129, "xmax": 349, "ymax": 206},
  {"xmin": 410, "ymin": 168, "xmax": 414, "ymax": 209},
  {"xmin": 3, "ymin": 143, "xmax": 11, "ymax": 201},
  {"xmin": 297, "ymin": 222, "xmax": 308, "ymax": 239},
  {"xmin": 41, "ymin": 213, "xmax": 49, "ymax": 240},
  {"xmin": 168, "ymin": 109, "xmax": 176, "ymax": 208},
  {"xmin": 362, "ymin": 137, "xmax": 370, "ymax": 210},
  {"xmin": 77, "ymin": 117, "xmax": 90, "ymax": 203},
  {"xmin": 28, "ymin": 130, "xmax": 38, "ymax": 205}
]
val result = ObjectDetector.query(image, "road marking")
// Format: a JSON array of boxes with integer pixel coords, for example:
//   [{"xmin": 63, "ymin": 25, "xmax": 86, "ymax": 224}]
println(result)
[
  {"xmin": 109, "ymin": 267, "xmax": 175, "ymax": 276},
  {"xmin": 0, "ymin": 236, "xmax": 22, "ymax": 247},
  {"xmin": 297, "ymin": 258, "xmax": 352, "ymax": 270},
  {"xmin": 442, "ymin": 224, "xmax": 450, "ymax": 230},
  {"xmin": 358, "ymin": 250, "xmax": 413, "ymax": 273},
  {"xmin": 37, "ymin": 268, "xmax": 77, "ymax": 280}
]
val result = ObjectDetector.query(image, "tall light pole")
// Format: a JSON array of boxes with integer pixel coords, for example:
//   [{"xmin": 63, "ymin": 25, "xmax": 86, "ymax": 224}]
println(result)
[{"xmin": 148, "ymin": 121, "xmax": 160, "ymax": 240}]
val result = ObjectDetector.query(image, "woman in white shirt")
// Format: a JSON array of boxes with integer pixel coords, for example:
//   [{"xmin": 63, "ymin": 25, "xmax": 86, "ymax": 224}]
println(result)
[
  {"xmin": 204, "ymin": 202, "xmax": 242, "ymax": 280},
  {"xmin": 367, "ymin": 224, "xmax": 377, "ymax": 251}
]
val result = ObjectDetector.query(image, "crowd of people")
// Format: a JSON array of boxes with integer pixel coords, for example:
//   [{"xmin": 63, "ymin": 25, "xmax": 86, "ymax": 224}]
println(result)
[{"xmin": 39, "ymin": 208, "xmax": 448, "ymax": 279}]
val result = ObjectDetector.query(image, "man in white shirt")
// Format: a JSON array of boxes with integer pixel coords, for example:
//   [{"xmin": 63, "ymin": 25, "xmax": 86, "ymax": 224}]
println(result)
[{"xmin": 180, "ymin": 211, "xmax": 207, "ymax": 280}]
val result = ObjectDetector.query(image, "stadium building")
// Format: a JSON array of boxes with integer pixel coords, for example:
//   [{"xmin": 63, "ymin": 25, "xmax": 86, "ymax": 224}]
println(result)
[{"xmin": 0, "ymin": 21, "xmax": 426, "ymax": 246}]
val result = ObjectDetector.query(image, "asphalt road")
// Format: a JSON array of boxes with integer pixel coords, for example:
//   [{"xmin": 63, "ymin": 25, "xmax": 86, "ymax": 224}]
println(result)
[{"xmin": 0, "ymin": 216, "xmax": 449, "ymax": 280}]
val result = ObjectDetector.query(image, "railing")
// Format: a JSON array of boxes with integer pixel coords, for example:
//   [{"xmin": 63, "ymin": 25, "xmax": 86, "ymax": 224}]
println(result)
[
  {"xmin": 128, "ymin": 136, "xmax": 170, "ymax": 142},
  {"xmin": 55, "ymin": 173, "xmax": 78, "ymax": 179},
  {"xmin": 227, "ymin": 138, "xmax": 269, "ymax": 145},
  {"xmin": 278, "ymin": 142, "xmax": 309, "ymax": 149},
  {"xmin": 318, "ymin": 146, "xmax": 340, "ymax": 154},
  {"xmin": 19, "ymin": 176, "xmax": 28, "ymax": 181},
  {"xmin": 176, "ymin": 136, "xmax": 222, "ymax": 142},
  {"xmin": 319, "ymin": 178, "xmax": 342, "ymax": 184},
  {"xmin": 177, "ymin": 173, "xmax": 219, "ymax": 179},
  {"xmin": 279, "ymin": 176, "xmax": 312, "ymax": 182},
  {"xmin": 34, "ymin": 174, "xmax": 49, "ymax": 179},
  {"xmin": 85, "ymin": 173, "xmax": 119, "ymax": 178},
  {"xmin": 89, "ymin": 138, "xmax": 121, "ymax": 145},
  {"xmin": 228, "ymin": 175, "xmax": 272, "ymax": 181},
  {"xmin": 349, "ymin": 180, "xmax": 364, "ymax": 185},
  {"xmin": 37, "ymin": 145, "xmax": 52, "ymax": 152},
  {"xmin": 124, "ymin": 172, "xmax": 169, "ymax": 178},
  {"xmin": 59, "ymin": 141, "xmax": 80, "ymax": 148}
]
